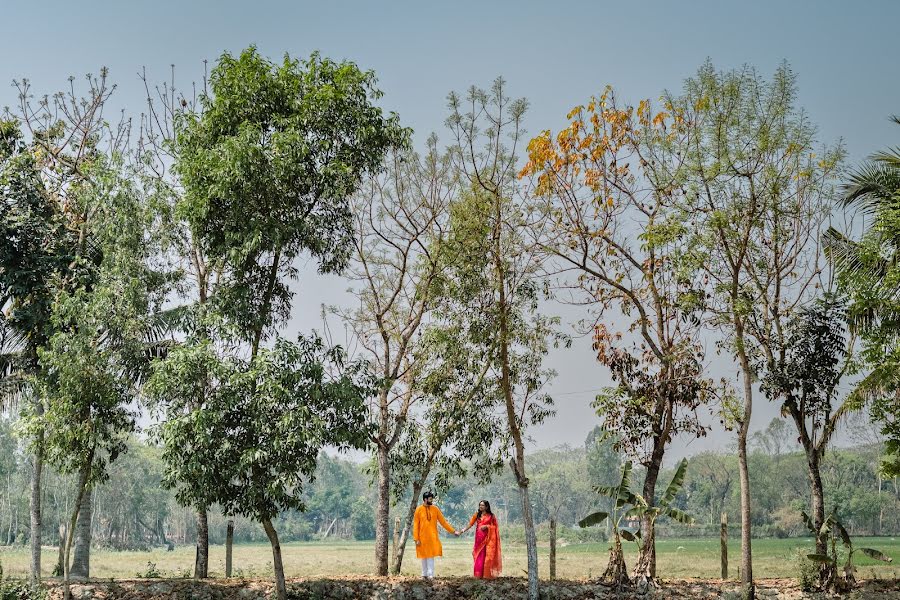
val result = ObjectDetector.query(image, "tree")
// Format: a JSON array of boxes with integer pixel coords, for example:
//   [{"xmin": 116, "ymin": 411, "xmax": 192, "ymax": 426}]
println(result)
[
  {"xmin": 166, "ymin": 46, "xmax": 401, "ymax": 597},
  {"xmin": 759, "ymin": 298, "xmax": 857, "ymax": 582},
  {"xmin": 0, "ymin": 70, "xmax": 124, "ymax": 585},
  {"xmin": 825, "ymin": 115, "xmax": 900, "ymax": 478},
  {"xmin": 20, "ymin": 151, "xmax": 160, "ymax": 600},
  {"xmin": 340, "ymin": 138, "xmax": 457, "ymax": 576},
  {"xmin": 387, "ymin": 313, "xmax": 504, "ymax": 574},
  {"xmin": 676, "ymin": 61, "xmax": 839, "ymax": 598},
  {"xmin": 579, "ymin": 459, "xmax": 693, "ymax": 589},
  {"xmin": 152, "ymin": 335, "xmax": 371, "ymax": 600},
  {"xmin": 521, "ymin": 85, "xmax": 711, "ymax": 582},
  {"xmin": 445, "ymin": 78, "xmax": 561, "ymax": 600}
]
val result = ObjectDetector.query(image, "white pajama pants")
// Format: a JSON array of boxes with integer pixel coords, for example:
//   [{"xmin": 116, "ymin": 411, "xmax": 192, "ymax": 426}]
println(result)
[{"xmin": 421, "ymin": 557, "xmax": 435, "ymax": 578}]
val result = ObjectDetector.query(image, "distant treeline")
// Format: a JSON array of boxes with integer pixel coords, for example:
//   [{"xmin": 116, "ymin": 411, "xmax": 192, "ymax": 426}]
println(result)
[{"xmin": 0, "ymin": 419, "xmax": 893, "ymax": 549}]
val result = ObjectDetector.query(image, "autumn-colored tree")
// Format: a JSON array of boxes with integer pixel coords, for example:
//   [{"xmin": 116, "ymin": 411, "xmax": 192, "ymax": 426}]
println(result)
[{"xmin": 521, "ymin": 86, "xmax": 710, "ymax": 584}]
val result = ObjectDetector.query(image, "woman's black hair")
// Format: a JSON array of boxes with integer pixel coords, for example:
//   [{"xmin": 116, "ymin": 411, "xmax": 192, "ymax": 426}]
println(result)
[{"xmin": 476, "ymin": 500, "xmax": 493, "ymax": 520}]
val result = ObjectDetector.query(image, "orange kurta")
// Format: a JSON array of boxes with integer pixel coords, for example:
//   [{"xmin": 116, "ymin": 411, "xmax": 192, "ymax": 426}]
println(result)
[{"xmin": 413, "ymin": 504, "xmax": 455, "ymax": 559}]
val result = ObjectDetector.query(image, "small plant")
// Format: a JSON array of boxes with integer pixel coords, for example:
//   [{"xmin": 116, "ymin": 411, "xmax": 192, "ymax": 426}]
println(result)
[
  {"xmin": 135, "ymin": 561, "xmax": 162, "ymax": 578},
  {"xmin": 795, "ymin": 548, "xmax": 818, "ymax": 592},
  {"xmin": 579, "ymin": 459, "xmax": 694, "ymax": 588},
  {"xmin": 802, "ymin": 510, "xmax": 892, "ymax": 592}
]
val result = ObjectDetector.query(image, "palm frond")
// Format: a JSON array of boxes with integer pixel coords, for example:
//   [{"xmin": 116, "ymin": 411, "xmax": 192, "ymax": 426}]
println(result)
[
  {"xmin": 840, "ymin": 163, "xmax": 900, "ymax": 214},
  {"xmin": 663, "ymin": 506, "xmax": 694, "ymax": 525},
  {"xmin": 859, "ymin": 548, "xmax": 893, "ymax": 562},
  {"xmin": 658, "ymin": 458, "xmax": 688, "ymax": 508},
  {"xmin": 578, "ymin": 511, "xmax": 609, "ymax": 529}
]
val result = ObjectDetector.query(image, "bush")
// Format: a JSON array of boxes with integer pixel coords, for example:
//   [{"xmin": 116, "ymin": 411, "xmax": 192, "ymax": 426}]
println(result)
[
  {"xmin": 796, "ymin": 548, "xmax": 818, "ymax": 592},
  {"xmin": 135, "ymin": 561, "xmax": 162, "ymax": 578},
  {"xmin": 0, "ymin": 578, "xmax": 46, "ymax": 600}
]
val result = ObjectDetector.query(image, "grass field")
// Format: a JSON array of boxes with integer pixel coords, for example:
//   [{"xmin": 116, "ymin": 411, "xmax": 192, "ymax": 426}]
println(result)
[{"xmin": 1, "ymin": 537, "xmax": 898, "ymax": 581}]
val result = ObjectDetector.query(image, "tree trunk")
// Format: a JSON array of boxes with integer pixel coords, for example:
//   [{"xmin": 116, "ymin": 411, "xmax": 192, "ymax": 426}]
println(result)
[
  {"xmin": 29, "ymin": 414, "xmax": 44, "ymax": 586},
  {"xmin": 736, "ymin": 329, "xmax": 755, "ymax": 600},
  {"xmin": 392, "ymin": 477, "xmax": 425, "ymax": 575},
  {"xmin": 634, "ymin": 442, "xmax": 663, "ymax": 581},
  {"xmin": 63, "ymin": 451, "xmax": 93, "ymax": 600},
  {"xmin": 806, "ymin": 449, "xmax": 834, "ymax": 588},
  {"xmin": 225, "ymin": 517, "xmax": 234, "ymax": 577},
  {"xmin": 262, "ymin": 518, "xmax": 287, "ymax": 600},
  {"xmin": 70, "ymin": 487, "xmax": 92, "ymax": 578},
  {"xmin": 806, "ymin": 452, "xmax": 826, "ymax": 556},
  {"xmin": 520, "ymin": 482, "xmax": 539, "ymax": 600},
  {"xmin": 633, "ymin": 522, "xmax": 657, "ymax": 588},
  {"xmin": 602, "ymin": 530, "xmax": 630, "ymax": 588},
  {"xmin": 56, "ymin": 524, "xmax": 67, "ymax": 577},
  {"xmin": 721, "ymin": 512, "xmax": 728, "ymax": 580},
  {"xmin": 374, "ymin": 441, "xmax": 390, "ymax": 576},
  {"xmin": 391, "ymin": 516, "xmax": 400, "ymax": 568},
  {"xmin": 194, "ymin": 507, "xmax": 208, "ymax": 579},
  {"xmin": 549, "ymin": 517, "xmax": 557, "ymax": 580}
]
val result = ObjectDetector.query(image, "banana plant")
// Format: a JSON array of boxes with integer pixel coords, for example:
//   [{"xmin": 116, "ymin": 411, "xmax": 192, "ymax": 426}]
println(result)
[
  {"xmin": 803, "ymin": 510, "xmax": 892, "ymax": 592},
  {"xmin": 579, "ymin": 458, "xmax": 694, "ymax": 587}
]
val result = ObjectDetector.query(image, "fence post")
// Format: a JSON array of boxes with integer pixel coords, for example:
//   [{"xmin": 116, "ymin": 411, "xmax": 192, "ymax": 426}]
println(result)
[
  {"xmin": 549, "ymin": 517, "xmax": 557, "ymax": 580},
  {"xmin": 720, "ymin": 512, "xmax": 728, "ymax": 580},
  {"xmin": 225, "ymin": 518, "xmax": 235, "ymax": 577},
  {"xmin": 391, "ymin": 516, "xmax": 401, "ymax": 567}
]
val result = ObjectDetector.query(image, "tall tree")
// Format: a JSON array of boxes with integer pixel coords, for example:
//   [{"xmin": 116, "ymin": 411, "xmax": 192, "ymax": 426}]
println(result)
[
  {"xmin": 759, "ymin": 297, "xmax": 856, "ymax": 587},
  {"xmin": 825, "ymin": 115, "xmax": 900, "ymax": 479},
  {"xmin": 0, "ymin": 70, "xmax": 126, "ymax": 585},
  {"xmin": 676, "ymin": 62, "xmax": 835, "ymax": 598},
  {"xmin": 151, "ymin": 335, "xmax": 371, "ymax": 600},
  {"xmin": 167, "ymin": 46, "xmax": 402, "ymax": 595},
  {"xmin": 521, "ymin": 86, "xmax": 711, "ymax": 583},
  {"xmin": 22, "ymin": 151, "xmax": 161, "ymax": 600},
  {"xmin": 341, "ymin": 138, "xmax": 456, "ymax": 576},
  {"xmin": 446, "ymin": 78, "xmax": 561, "ymax": 600}
]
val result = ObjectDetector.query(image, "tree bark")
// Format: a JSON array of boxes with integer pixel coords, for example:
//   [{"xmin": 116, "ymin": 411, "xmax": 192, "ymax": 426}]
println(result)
[
  {"xmin": 262, "ymin": 517, "xmax": 287, "ymax": 600},
  {"xmin": 520, "ymin": 482, "xmax": 539, "ymax": 600},
  {"xmin": 735, "ymin": 325, "xmax": 755, "ymax": 600},
  {"xmin": 63, "ymin": 450, "xmax": 93, "ymax": 600},
  {"xmin": 391, "ymin": 516, "xmax": 400, "ymax": 568},
  {"xmin": 635, "ymin": 440, "xmax": 663, "ymax": 581},
  {"xmin": 392, "ymin": 477, "xmax": 425, "ymax": 575},
  {"xmin": 55, "ymin": 523, "xmax": 67, "ymax": 576},
  {"xmin": 721, "ymin": 512, "xmax": 728, "ymax": 580},
  {"xmin": 225, "ymin": 517, "xmax": 234, "ymax": 577},
  {"xmin": 29, "ymin": 412, "xmax": 44, "ymax": 586},
  {"xmin": 70, "ymin": 487, "xmax": 92, "ymax": 578},
  {"xmin": 374, "ymin": 441, "xmax": 390, "ymax": 576},
  {"xmin": 194, "ymin": 507, "xmax": 209, "ymax": 579}
]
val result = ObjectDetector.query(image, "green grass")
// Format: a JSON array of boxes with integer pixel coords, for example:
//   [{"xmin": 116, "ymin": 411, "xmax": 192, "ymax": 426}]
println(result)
[{"xmin": 0, "ymin": 537, "xmax": 898, "ymax": 581}]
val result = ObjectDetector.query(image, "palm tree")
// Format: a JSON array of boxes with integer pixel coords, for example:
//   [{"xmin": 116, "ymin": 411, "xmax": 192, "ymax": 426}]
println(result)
[{"xmin": 824, "ymin": 115, "xmax": 900, "ymax": 477}]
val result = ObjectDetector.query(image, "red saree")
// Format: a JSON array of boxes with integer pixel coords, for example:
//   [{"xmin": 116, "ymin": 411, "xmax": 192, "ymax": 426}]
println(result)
[{"xmin": 469, "ymin": 512, "xmax": 502, "ymax": 578}]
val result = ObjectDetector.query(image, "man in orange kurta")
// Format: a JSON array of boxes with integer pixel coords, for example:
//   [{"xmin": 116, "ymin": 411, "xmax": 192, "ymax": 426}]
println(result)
[{"xmin": 412, "ymin": 490, "xmax": 458, "ymax": 578}]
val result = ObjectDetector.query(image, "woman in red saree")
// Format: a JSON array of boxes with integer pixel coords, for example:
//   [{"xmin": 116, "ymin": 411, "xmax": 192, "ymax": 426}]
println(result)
[{"xmin": 460, "ymin": 500, "xmax": 502, "ymax": 578}]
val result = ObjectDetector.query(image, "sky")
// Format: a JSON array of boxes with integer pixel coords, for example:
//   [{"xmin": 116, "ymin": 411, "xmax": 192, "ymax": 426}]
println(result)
[{"xmin": 2, "ymin": 0, "xmax": 898, "ymax": 461}]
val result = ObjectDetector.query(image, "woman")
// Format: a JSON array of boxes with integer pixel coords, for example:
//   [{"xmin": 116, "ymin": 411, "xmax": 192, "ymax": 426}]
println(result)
[{"xmin": 459, "ymin": 500, "xmax": 502, "ymax": 579}]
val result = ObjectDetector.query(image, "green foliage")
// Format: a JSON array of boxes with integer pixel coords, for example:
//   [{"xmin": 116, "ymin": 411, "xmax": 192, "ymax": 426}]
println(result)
[
  {"xmin": 135, "ymin": 561, "xmax": 162, "ymax": 578},
  {"xmin": 796, "ymin": 550, "xmax": 818, "ymax": 592},
  {"xmin": 157, "ymin": 334, "xmax": 372, "ymax": 523},
  {"xmin": 172, "ymin": 46, "xmax": 405, "ymax": 346},
  {"xmin": 801, "ymin": 509, "xmax": 892, "ymax": 591},
  {"xmin": 826, "ymin": 116, "xmax": 900, "ymax": 478}
]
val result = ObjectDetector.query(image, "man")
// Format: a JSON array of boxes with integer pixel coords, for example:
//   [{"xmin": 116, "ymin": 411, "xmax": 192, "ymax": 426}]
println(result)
[{"xmin": 412, "ymin": 490, "xmax": 458, "ymax": 578}]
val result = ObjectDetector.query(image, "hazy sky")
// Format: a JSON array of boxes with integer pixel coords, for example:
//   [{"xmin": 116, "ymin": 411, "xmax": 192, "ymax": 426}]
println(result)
[{"xmin": 2, "ymin": 1, "xmax": 898, "ymax": 461}]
